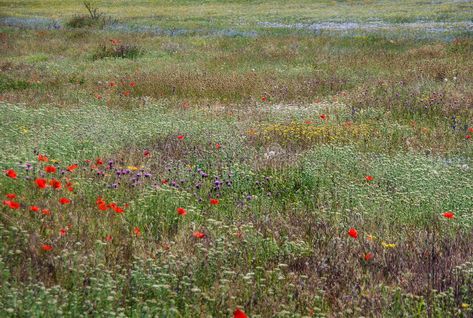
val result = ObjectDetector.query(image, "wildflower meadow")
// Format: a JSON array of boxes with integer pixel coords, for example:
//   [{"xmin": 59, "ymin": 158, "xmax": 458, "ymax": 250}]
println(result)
[{"xmin": 1, "ymin": 1, "xmax": 473, "ymax": 317}]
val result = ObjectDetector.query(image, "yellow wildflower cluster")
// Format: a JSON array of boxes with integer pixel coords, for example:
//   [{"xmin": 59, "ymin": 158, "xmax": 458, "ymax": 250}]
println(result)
[{"xmin": 260, "ymin": 122, "xmax": 375, "ymax": 146}]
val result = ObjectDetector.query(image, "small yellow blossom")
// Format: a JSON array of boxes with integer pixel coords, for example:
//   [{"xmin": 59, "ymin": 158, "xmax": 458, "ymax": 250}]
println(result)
[
  {"xmin": 461, "ymin": 303, "xmax": 470, "ymax": 309},
  {"xmin": 382, "ymin": 242, "xmax": 397, "ymax": 249}
]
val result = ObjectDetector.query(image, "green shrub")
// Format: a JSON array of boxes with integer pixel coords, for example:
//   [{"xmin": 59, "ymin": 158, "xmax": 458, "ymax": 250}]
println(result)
[{"xmin": 92, "ymin": 43, "xmax": 143, "ymax": 60}]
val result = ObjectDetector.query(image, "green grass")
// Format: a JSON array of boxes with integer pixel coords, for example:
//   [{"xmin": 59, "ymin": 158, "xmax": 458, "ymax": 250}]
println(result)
[{"xmin": 1, "ymin": 1, "xmax": 473, "ymax": 317}]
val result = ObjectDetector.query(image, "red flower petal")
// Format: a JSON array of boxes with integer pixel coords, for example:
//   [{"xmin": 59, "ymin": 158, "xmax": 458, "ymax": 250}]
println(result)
[
  {"xmin": 348, "ymin": 227, "xmax": 358, "ymax": 239},
  {"xmin": 234, "ymin": 308, "xmax": 248, "ymax": 318}
]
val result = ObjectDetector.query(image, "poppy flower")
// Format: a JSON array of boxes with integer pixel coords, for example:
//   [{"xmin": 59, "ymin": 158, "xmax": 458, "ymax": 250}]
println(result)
[
  {"xmin": 109, "ymin": 81, "xmax": 116, "ymax": 87},
  {"xmin": 193, "ymin": 231, "xmax": 205, "ymax": 239},
  {"xmin": 35, "ymin": 178, "xmax": 48, "ymax": 189},
  {"xmin": 161, "ymin": 179, "xmax": 168, "ymax": 185},
  {"xmin": 365, "ymin": 175, "xmax": 374, "ymax": 182},
  {"xmin": 133, "ymin": 226, "xmax": 141, "ymax": 236},
  {"xmin": 216, "ymin": 143, "xmax": 221, "ymax": 150},
  {"xmin": 304, "ymin": 120, "xmax": 312, "ymax": 125},
  {"xmin": 41, "ymin": 244, "xmax": 53, "ymax": 251},
  {"xmin": 59, "ymin": 228, "xmax": 67, "ymax": 236},
  {"xmin": 49, "ymin": 179, "xmax": 62, "ymax": 189},
  {"xmin": 38, "ymin": 154, "xmax": 49, "ymax": 162},
  {"xmin": 105, "ymin": 235, "xmax": 113, "ymax": 242},
  {"xmin": 123, "ymin": 90, "xmax": 130, "ymax": 97},
  {"xmin": 443, "ymin": 211, "xmax": 455, "ymax": 219},
  {"xmin": 466, "ymin": 135, "xmax": 472, "ymax": 140},
  {"xmin": 59, "ymin": 197, "xmax": 71, "ymax": 205},
  {"xmin": 210, "ymin": 198, "xmax": 220, "ymax": 205},
  {"xmin": 30, "ymin": 205, "xmax": 40, "ymax": 212},
  {"xmin": 320, "ymin": 114, "xmax": 327, "ymax": 120},
  {"xmin": 364, "ymin": 252, "xmax": 374, "ymax": 261},
  {"xmin": 95, "ymin": 94, "xmax": 102, "ymax": 100},
  {"xmin": 96, "ymin": 158, "xmax": 103, "ymax": 165},
  {"xmin": 109, "ymin": 203, "xmax": 124, "ymax": 213},
  {"xmin": 177, "ymin": 207, "xmax": 187, "ymax": 216},
  {"xmin": 5, "ymin": 169, "xmax": 17, "ymax": 179},
  {"xmin": 177, "ymin": 135, "xmax": 185, "ymax": 140},
  {"xmin": 45, "ymin": 166, "xmax": 56, "ymax": 173},
  {"xmin": 143, "ymin": 150, "xmax": 150, "ymax": 157},
  {"xmin": 3, "ymin": 200, "xmax": 20, "ymax": 209},
  {"xmin": 130, "ymin": 81, "xmax": 136, "ymax": 87},
  {"xmin": 468, "ymin": 127, "xmax": 473, "ymax": 133},
  {"xmin": 6, "ymin": 193, "xmax": 16, "ymax": 199},
  {"xmin": 348, "ymin": 227, "xmax": 358, "ymax": 239},
  {"xmin": 42, "ymin": 209, "xmax": 51, "ymax": 215},
  {"xmin": 67, "ymin": 164, "xmax": 78, "ymax": 172},
  {"xmin": 234, "ymin": 308, "xmax": 248, "ymax": 318},
  {"xmin": 96, "ymin": 197, "xmax": 108, "ymax": 211},
  {"xmin": 261, "ymin": 96, "xmax": 267, "ymax": 102}
]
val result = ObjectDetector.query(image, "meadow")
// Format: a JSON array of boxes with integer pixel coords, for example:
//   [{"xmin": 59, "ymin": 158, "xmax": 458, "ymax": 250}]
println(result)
[{"xmin": 1, "ymin": 0, "xmax": 473, "ymax": 317}]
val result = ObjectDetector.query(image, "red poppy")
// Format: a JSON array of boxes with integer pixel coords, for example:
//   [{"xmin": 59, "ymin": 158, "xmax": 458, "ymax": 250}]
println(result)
[
  {"xmin": 38, "ymin": 154, "xmax": 49, "ymax": 162},
  {"xmin": 210, "ymin": 198, "xmax": 220, "ymax": 205},
  {"xmin": 95, "ymin": 94, "xmax": 102, "ymax": 100},
  {"xmin": 35, "ymin": 178, "xmax": 48, "ymax": 189},
  {"xmin": 96, "ymin": 158, "xmax": 103, "ymax": 165},
  {"xmin": 216, "ymin": 143, "xmax": 221, "ymax": 150},
  {"xmin": 49, "ymin": 179, "xmax": 62, "ymax": 189},
  {"xmin": 143, "ymin": 150, "xmax": 150, "ymax": 157},
  {"xmin": 234, "ymin": 308, "xmax": 248, "ymax": 318},
  {"xmin": 364, "ymin": 252, "xmax": 374, "ymax": 261},
  {"xmin": 3, "ymin": 200, "xmax": 20, "ymax": 209},
  {"xmin": 59, "ymin": 228, "xmax": 67, "ymax": 236},
  {"xmin": 348, "ymin": 227, "xmax": 358, "ymax": 239},
  {"xmin": 304, "ymin": 120, "xmax": 312, "ymax": 125},
  {"xmin": 130, "ymin": 81, "xmax": 136, "ymax": 87},
  {"xmin": 123, "ymin": 90, "xmax": 130, "ymax": 97},
  {"xmin": 67, "ymin": 186, "xmax": 74, "ymax": 192},
  {"xmin": 5, "ymin": 169, "xmax": 17, "ymax": 179},
  {"xmin": 161, "ymin": 179, "xmax": 168, "ymax": 185},
  {"xmin": 443, "ymin": 211, "xmax": 455, "ymax": 219},
  {"xmin": 466, "ymin": 135, "xmax": 472, "ymax": 140},
  {"xmin": 320, "ymin": 114, "xmax": 327, "ymax": 120},
  {"xmin": 42, "ymin": 209, "xmax": 51, "ymax": 215},
  {"xmin": 109, "ymin": 81, "xmax": 116, "ymax": 87},
  {"xmin": 261, "ymin": 96, "xmax": 267, "ymax": 102},
  {"xmin": 6, "ymin": 193, "xmax": 16, "ymax": 199},
  {"xmin": 30, "ymin": 205, "xmax": 40, "ymax": 212},
  {"xmin": 105, "ymin": 235, "xmax": 113, "ymax": 242},
  {"xmin": 45, "ymin": 166, "xmax": 56, "ymax": 173},
  {"xmin": 177, "ymin": 135, "xmax": 185, "ymax": 140},
  {"xmin": 96, "ymin": 197, "xmax": 109, "ymax": 211},
  {"xmin": 41, "ymin": 244, "xmax": 53, "ymax": 251},
  {"xmin": 365, "ymin": 175, "xmax": 374, "ymax": 182},
  {"xmin": 133, "ymin": 226, "xmax": 141, "ymax": 236},
  {"xmin": 59, "ymin": 197, "xmax": 71, "ymax": 205},
  {"xmin": 193, "ymin": 231, "xmax": 205, "ymax": 239},
  {"xmin": 109, "ymin": 203, "xmax": 124, "ymax": 214},
  {"xmin": 177, "ymin": 207, "xmax": 187, "ymax": 216},
  {"xmin": 67, "ymin": 164, "xmax": 78, "ymax": 172},
  {"xmin": 468, "ymin": 127, "xmax": 473, "ymax": 133}
]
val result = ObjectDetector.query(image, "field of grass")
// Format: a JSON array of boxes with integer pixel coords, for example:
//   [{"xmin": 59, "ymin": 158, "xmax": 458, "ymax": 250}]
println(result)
[{"xmin": 1, "ymin": 1, "xmax": 473, "ymax": 317}]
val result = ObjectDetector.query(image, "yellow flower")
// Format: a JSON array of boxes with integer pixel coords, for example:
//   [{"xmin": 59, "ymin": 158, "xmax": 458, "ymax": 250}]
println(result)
[
  {"xmin": 127, "ymin": 166, "xmax": 139, "ymax": 171},
  {"xmin": 461, "ymin": 303, "xmax": 470, "ymax": 309},
  {"xmin": 382, "ymin": 242, "xmax": 397, "ymax": 249}
]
